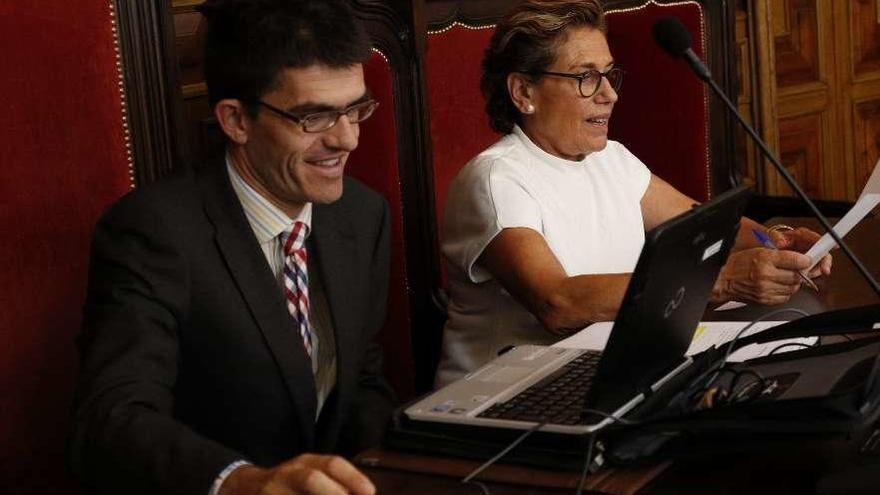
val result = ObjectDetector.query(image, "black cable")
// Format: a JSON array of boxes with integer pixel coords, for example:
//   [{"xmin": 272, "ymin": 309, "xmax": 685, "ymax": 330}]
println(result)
[
  {"xmin": 581, "ymin": 408, "xmax": 639, "ymax": 426},
  {"xmin": 574, "ymin": 434, "xmax": 597, "ymax": 495},
  {"xmin": 767, "ymin": 341, "xmax": 814, "ymax": 355},
  {"xmin": 460, "ymin": 408, "xmax": 638, "ymax": 491},
  {"xmin": 687, "ymin": 367, "xmax": 768, "ymax": 409},
  {"xmin": 705, "ymin": 308, "xmax": 811, "ymax": 387},
  {"xmin": 571, "ymin": 409, "xmax": 636, "ymax": 495},
  {"xmin": 721, "ymin": 308, "xmax": 811, "ymax": 362},
  {"xmin": 728, "ymin": 368, "xmax": 765, "ymax": 390},
  {"xmin": 687, "ymin": 367, "xmax": 739, "ymax": 406},
  {"xmin": 671, "ymin": 308, "xmax": 812, "ymax": 412},
  {"xmin": 461, "ymin": 421, "xmax": 546, "ymax": 485},
  {"xmin": 726, "ymin": 369, "xmax": 767, "ymax": 404},
  {"xmin": 463, "ymin": 480, "xmax": 492, "ymax": 495}
]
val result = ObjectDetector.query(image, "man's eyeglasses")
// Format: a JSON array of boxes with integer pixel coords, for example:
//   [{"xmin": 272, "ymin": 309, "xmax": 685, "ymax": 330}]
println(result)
[
  {"xmin": 525, "ymin": 66, "xmax": 624, "ymax": 98},
  {"xmin": 256, "ymin": 99, "xmax": 379, "ymax": 133}
]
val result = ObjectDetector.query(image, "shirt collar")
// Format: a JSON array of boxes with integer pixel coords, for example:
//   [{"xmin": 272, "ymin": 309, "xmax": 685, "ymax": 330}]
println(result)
[
  {"xmin": 512, "ymin": 124, "xmax": 593, "ymax": 169},
  {"xmin": 226, "ymin": 154, "xmax": 312, "ymax": 244}
]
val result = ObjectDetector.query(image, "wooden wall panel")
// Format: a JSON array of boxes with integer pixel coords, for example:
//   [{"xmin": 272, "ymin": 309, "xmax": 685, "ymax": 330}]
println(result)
[
  {"xmin": 772, "ymin": 0, "xmax": 820, "ymax": 87},
  {"xmin": 778, "ymin": 112, "xmax": 825, "ymax": 197},
  {"xmin": 853, "ymin": 99, "xmax": 880, "ymax": 188},
  {"xmin": 765, "ymin": 0, "xmax": 834, "ymax": 197},
  {"xmin": 743, "ymin": 0, "xmax": 880, "ymax": 202},
  {"xmin": 173, "ymin": 6, "xmax": 204, "ymax": 87},
  {"xmin": 852, "ymin": 0, "xmax": 880, "ymax": 76},
  {"xmin": 840, "ymin": 0, "xmax": 880, "ymax": 198},
  {"xmin": 171, "ymin": 1, "xmax": 215, "ymax": 160}
]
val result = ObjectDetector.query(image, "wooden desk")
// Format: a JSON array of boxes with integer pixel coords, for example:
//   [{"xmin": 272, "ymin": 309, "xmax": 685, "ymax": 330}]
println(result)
[
  {"xmin": 358, "ymin": 444, "xmax": 839, "ymax": 494},
  {"xmin": 358, "ymin": 448, "xmax": 669, "ymax": 494},
  {"xmin": 361, "ymin": 217, "xmax": 879, "ymax": 494}
]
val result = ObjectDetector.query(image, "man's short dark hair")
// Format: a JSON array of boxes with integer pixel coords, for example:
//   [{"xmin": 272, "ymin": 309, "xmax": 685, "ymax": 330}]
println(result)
[{"xmin": 198, "ymin": 0, "xmax": 371, "ymax": 116}]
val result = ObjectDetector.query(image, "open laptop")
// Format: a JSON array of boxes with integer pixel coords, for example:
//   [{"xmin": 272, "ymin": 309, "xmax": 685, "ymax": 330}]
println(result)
[{"xmin": 405, "ymin": 185, "xmax": 753, "ymax": 434}]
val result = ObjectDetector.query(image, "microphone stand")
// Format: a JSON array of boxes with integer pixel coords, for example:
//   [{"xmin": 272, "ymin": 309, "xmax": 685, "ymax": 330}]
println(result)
[{"xmin": 700, "ymin": 72, "xmax": 880, "ymax": 298}]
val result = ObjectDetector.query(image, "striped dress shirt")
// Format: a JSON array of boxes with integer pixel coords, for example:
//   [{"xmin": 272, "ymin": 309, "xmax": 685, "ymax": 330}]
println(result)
[{"xmin": 226, "ymin": 158, "xmax": 337, "ymax": 415}]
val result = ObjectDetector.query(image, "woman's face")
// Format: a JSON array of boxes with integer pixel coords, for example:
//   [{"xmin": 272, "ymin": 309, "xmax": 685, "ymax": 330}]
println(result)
[{"xmin": 523, "ymin": 26, "xmax": 618, "ymax": 161}]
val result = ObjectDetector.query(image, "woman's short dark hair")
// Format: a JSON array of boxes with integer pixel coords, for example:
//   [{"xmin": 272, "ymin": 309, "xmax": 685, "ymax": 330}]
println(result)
[
  {"xmin": 198, "ymin": 0, "xmax": 371, "ymax": 117},
  {"xmin": 481, "ymin": 0, "xmax": 606, "ymax": 134}
]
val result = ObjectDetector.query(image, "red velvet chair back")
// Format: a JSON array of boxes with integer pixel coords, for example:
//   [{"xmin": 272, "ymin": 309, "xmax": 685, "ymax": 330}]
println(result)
[
  {"xmin": 605, "ymin": 2, "xmax": 710, "ymax": 202},
  {"xmin": 425, "ymin": 25, "xmax": 498, "ymax": 232},
  {"xmin": 345, "ymin": 50, "xmax": 415, "ymax": 400},
  {"xmin": 0, "ymin": 1, "xmax": 133, "ymax": 493}
]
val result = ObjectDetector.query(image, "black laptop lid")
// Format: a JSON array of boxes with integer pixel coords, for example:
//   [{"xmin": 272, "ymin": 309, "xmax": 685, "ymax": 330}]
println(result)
[{"xmin": 585, "ymin": 185, "xmax": 753, "ymax": 412}]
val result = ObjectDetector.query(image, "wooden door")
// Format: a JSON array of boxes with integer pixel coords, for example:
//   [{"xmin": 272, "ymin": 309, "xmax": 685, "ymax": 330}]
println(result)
[
  {"xmin": 835, "ymin": 0, "xmax": 880, "ymax": 198},
  {"xmin": 737, "ymin": 0, "xmax": 880, "ymax": 202}
]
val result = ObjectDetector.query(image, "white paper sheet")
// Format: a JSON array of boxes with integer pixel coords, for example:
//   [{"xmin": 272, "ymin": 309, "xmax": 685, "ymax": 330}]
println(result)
[
  {"xmin": 803, "ymin": 160, "xmax": 880, "ymax": 271},
  {"xmin": 553, "ymin": 320, "xmax": 817, "ymax": 362},
  {"xmin": 713, "ymin": 300, "xmax": 747, "ymax": 311}
]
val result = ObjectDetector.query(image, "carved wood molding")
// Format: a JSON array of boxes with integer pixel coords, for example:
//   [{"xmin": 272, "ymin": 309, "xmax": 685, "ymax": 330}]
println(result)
[
  {"xmin": 425, "ymin": 0, "xmax": 516, "ymax": 29},
  {"xmin": 353, "ymin": 0, "xmax": 415, "ymax": 54},
  {"xmin": 114, "ymin": 0, "xmax": 185, "ymax": 186},
  {"xmin": 752, "ymin": 0, "xmax": 781, "ymax": 193}
]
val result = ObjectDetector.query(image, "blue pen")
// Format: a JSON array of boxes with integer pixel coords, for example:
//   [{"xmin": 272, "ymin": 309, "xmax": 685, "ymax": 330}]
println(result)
[{"xmin": 751, "ymin": 228, "xmax": 818, "ymax": 292}]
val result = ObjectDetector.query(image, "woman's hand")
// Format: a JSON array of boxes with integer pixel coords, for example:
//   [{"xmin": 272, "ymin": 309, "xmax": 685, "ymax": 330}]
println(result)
[
  {"xmin": 769, "ymin": 226, "xmax": 833, "ymax": 278},
  {"xmin": 712, "ymin": 248, "xmax": 812, "ymax": 305}
]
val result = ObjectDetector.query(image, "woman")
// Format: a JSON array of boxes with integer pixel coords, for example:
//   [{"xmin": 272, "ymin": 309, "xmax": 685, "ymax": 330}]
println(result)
[{"xmin": 435, "ymin": 0, "xmax": 831, "ymax": 387}]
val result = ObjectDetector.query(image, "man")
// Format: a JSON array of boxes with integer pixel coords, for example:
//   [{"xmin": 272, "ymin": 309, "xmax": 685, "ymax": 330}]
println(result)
[{"xmin": 69, "ymin": 1, "xmax": 392, "ymax": 494}]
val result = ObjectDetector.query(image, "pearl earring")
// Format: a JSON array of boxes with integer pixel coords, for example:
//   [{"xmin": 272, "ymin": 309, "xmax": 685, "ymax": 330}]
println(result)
[{"xmin": 525, "ymin": 104, "xmax": 535, "ymax": 113}]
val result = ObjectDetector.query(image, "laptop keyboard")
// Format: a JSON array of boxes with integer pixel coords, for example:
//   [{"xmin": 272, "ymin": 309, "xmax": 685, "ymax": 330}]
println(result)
[{"xmin": 476, "ymin": 351, "xmax": 602, "ymax": 425}]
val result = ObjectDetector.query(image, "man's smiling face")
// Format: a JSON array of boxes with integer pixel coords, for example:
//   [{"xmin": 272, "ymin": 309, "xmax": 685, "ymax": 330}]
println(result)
[{"xmin": 235, "ymin": 64, "xmax": 367, "ymax": 215}]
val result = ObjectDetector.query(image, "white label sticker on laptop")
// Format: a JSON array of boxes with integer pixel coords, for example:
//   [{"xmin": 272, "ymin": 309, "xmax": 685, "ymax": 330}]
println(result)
[{"xmin": 702, "ymin": 239, "xmax": 723, "ymax": 261}]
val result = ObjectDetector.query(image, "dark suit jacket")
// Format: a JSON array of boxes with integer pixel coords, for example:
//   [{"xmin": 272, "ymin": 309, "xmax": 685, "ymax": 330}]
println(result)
[{"xmin": 69, "ymin": 159, "xmax": 394, "ymax": 495}]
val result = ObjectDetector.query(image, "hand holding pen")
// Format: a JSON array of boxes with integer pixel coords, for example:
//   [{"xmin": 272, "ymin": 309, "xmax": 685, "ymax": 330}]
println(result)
[{"xmin": 751, "ymin": 228, "xmax": 820, "ymax": 292}]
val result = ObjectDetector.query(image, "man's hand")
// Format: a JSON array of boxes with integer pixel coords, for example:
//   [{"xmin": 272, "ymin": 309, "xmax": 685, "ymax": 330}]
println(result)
[
  {"xmin": 769, "ymin": 227, "xmax": 833, "ymax": 278},
  {"xmin": 219, "ymin": 454, "xmax": 376, "ymax": 495},
  {"xmin": 713, "ymin": 248, "xmax": 812, "ymax": 305}
]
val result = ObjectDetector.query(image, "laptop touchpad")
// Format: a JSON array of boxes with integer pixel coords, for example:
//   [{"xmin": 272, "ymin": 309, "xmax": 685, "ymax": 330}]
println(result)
[{"xmin": 472, "ymin": 365, "xmax": 535, "ymax": 384}]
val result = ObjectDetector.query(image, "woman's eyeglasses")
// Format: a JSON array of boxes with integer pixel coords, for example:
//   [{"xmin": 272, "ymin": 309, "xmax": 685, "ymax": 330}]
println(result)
[{"xmin": 525, "ymin": 66, "xmax": 624, "ymax": 98}]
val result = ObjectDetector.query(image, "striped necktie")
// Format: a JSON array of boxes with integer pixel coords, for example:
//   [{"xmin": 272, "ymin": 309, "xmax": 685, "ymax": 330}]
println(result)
[{"xmin": 281, "ymin": 221, "xmax": 313, "ymax": 357}]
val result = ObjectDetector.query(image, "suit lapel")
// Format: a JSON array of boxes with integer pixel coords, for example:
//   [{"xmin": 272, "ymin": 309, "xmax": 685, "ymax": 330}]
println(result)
[
  {"xmin": 198, "ymin": 163, "xmax": 317, "ymax": 444},
  {"xmin": 311, "ymin": 203, "xmax": 359, "ymax": 436}
]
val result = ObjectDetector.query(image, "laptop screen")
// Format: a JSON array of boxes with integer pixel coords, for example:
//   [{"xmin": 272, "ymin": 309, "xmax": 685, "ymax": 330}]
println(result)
[{"xmin": 585, "ymin": 185, "xmax": 752, "ymax": 413}]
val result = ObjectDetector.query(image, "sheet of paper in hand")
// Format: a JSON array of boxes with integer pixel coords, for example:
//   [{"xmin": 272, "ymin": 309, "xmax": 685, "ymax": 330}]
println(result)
[{"xmin": 803, "ymin": 160, "xmax": 880, "ymax": 272}]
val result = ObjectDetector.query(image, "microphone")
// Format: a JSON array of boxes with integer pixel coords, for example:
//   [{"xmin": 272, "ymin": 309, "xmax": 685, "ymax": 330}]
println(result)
[
  {"xmin": 652, "ymin": 17, "xmax": 711, "ymax": 81},
  {"xmin": 652, "ymin": 16, "xmax": 880, "ymax": 299}
]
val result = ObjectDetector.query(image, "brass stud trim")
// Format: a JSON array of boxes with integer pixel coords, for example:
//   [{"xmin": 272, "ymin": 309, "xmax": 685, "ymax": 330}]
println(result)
[{"xmin": 108, "ymin": 1, "xmax": 136, "ymax": 189}]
